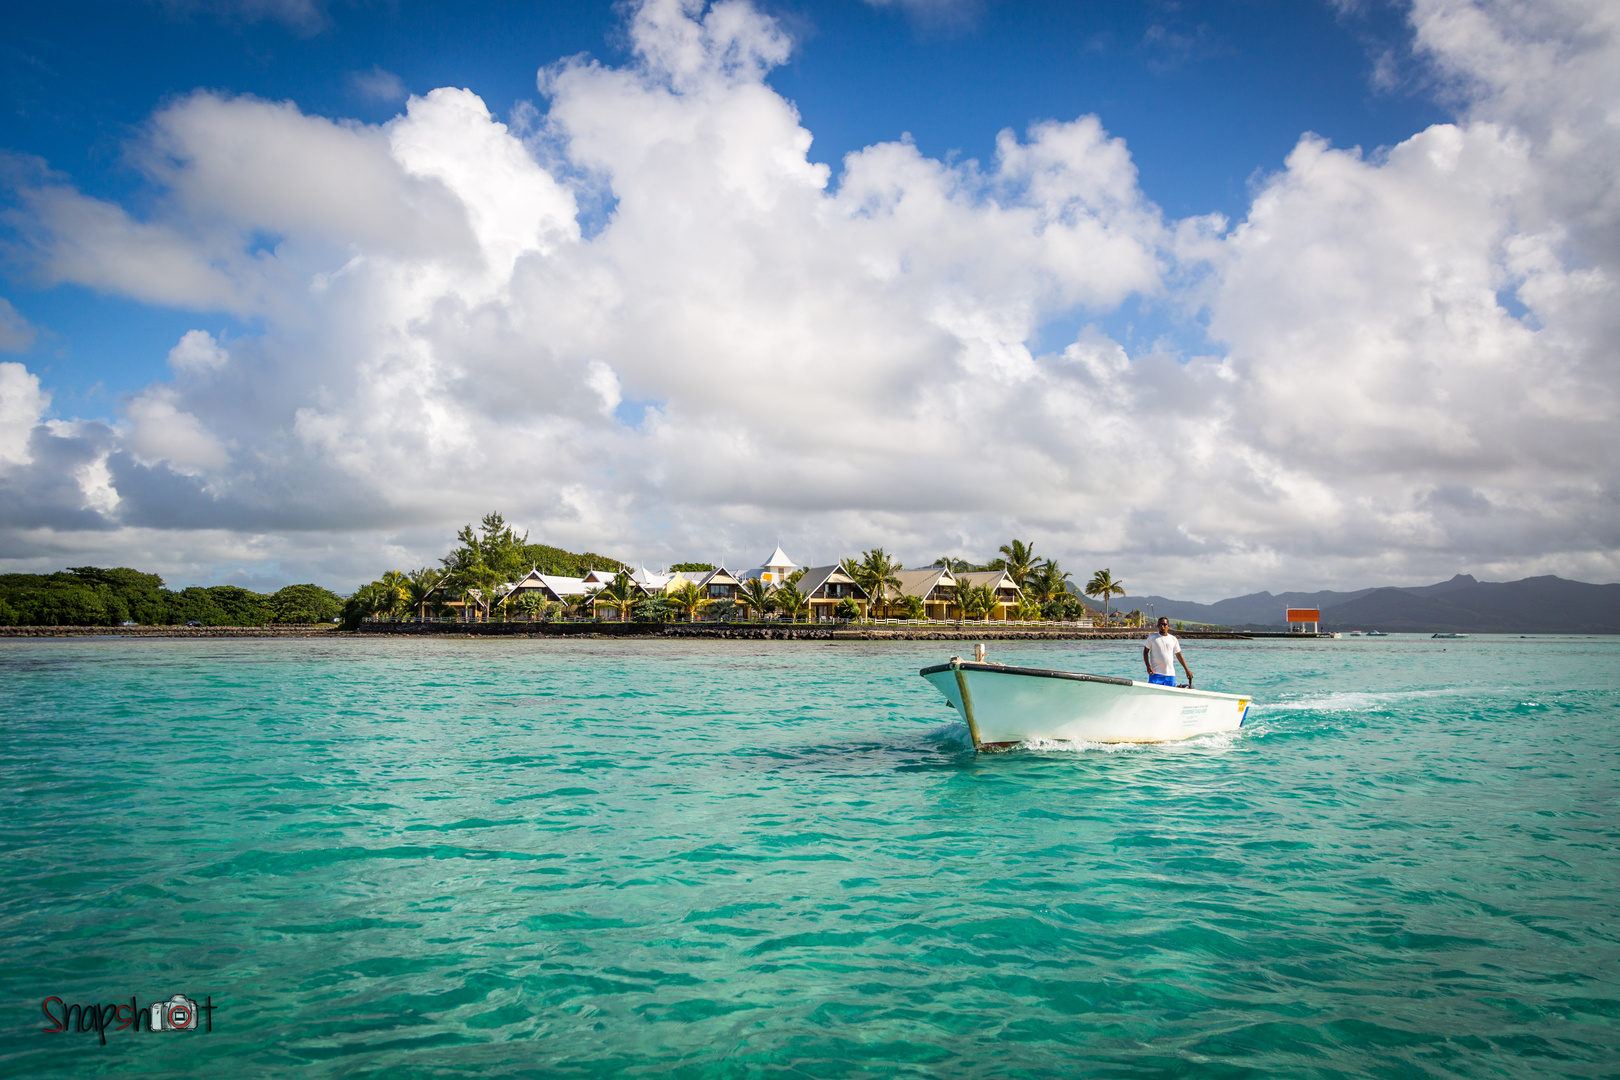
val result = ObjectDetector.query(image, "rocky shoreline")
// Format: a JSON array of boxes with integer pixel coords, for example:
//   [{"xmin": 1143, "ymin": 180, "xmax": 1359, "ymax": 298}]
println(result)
[
  {"xmin": 357, "ymin": 622, "xmax": 1254, "ymax": 641},
  {"xmin": 0, "ymin": 624, "xmax": 340, "ymax": 638},
  {"xmin": 0, "ymin": 622, "xmax": 1262, "ymax": 641}
]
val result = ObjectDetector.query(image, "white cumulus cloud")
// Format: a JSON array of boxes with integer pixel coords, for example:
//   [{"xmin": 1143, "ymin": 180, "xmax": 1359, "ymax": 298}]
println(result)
[
  {"xmin": 167, "ymin": 330, "xmax": 230, "ymax": 373},
  {"xmin": 0, "ymin": 0, "xmax": 1615, "ymax": 594}
]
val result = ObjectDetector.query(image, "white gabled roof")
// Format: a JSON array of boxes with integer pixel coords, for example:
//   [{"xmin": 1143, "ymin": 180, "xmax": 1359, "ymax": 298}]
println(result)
[
  {"xmin": 763, "ymin": 544, "xmax": 796, "ymax": 569},
  {"xmin": 954, "ymin": 569, "xmax": 1021, "ymax": 595},
  {"xmin": 536, "ymin": 574, "xmax": 590, "ymax": 597},
  {"xmin": 628, "ymin": 564, "xmax": 673, "ymax": 589},
  {"xmin": 894, "ymin": 567, "xmax": 955, "ymax": 599},
  {"xmin": 796, "ymin": 565, "xmax": 866, "ymax": 599}
]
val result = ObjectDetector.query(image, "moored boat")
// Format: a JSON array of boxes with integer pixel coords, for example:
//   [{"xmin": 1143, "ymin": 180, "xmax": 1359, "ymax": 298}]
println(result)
[{"xmin": 920, "ymin": 657, "xmax": 1253, "ymax": 749}]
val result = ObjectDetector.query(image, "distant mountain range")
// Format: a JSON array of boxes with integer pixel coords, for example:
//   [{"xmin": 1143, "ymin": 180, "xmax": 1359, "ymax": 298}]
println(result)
[{"xmin": 1115, "ymin": 574, "xmax": 1620, "ymax": 633}]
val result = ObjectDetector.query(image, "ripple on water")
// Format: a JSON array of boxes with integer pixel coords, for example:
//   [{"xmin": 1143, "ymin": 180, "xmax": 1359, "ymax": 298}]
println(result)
[{"xmin": 1, "ymin": 635, "xmax": 1617, "ymax": 1079}]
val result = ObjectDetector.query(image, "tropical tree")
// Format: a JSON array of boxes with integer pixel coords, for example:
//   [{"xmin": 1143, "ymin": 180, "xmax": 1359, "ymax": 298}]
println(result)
[
  {"xmin": 897, "ymin": 594, "xmax": 925, "ymax": 620},
  {"xmin": 1014, "ymin": 594, "xmax": 1043, "ymax": 621},
  {"xmin": 1026, "ymin": 560, "xmax": 1072, "ymax": 606},
  {"xmin": 1043, "ymin": 591, "xmax": 1088, "ymax": 621},
  {"xmin": 450, "ymin": 561, "xmax": 501, "ymax": 621},
  {"xmin": 833, "ymin": 596, "xmax": 861, "ymax": 620},
  {"xmin": 845, "ymin": 549, "xmax": 902, "ymax": 619},
  {"xmin": 514, "ymin": 592, "xmax": 549, "ymax": 620},
  {"xmin": 774, "ymin": 583, "xmax": 809, "ymax": 622},
  {"xmin": 592, "ymin": 573, "xmax": 637, "ymax": 621},
  {"xmin": 348, "ymin": 581, "xmax": 399, "ymax": 622},
  {"xmin": 1086, "ymin": 569, "xmax": 1126, "ymax": 623},
  {"xmin": 565, "ymin": 590, "xmax": 595, "ymax": 620},
  {"xmin": 633, "ymin": 596, "xmax": 674, "ymax": 621},
  {"xmin": 440, "ymin": 511, "xmax": 531, "ymax": 582},
  {"xmin": 402, "ymin": 567, "xmax": 440, "ymax": 619},
  {"xmin": 667, "ymin": 580, "xmax": 709, "ymax": 622},
  {"xmin": 997, "ymin": 540, "xmax": 1039, "ymax": 588},
  {"xmin": 931, "ymin": 556, "xmax": 971, "ymax": 571},
  {"xmin": 739, "ymin": 577, "xmax": 776, "ymax": 620},
  {"xmin": 959, "ymin": 583, "xmax": 998, "ymax": 620},
  {"xmin": 379, "ymin": 569, "xmax": 412, "ymax": 610}
]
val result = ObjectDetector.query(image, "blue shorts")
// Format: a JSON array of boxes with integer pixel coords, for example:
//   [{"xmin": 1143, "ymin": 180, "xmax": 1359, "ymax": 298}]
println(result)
[{"xmin": 1147, "ymin": 673, "xmax": 1176, "ymax": 687}]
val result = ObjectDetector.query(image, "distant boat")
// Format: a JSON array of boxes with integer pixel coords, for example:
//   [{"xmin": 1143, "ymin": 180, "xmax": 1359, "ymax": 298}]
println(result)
[
  {"xmin": 1366, "ymin": 630, "xmax": 1388, "ymax": 637},
  {"xmin": 1431, "ymin": 633, "xmax": 1469, "ymax": 639},
  {"xmin": 920, "ymin": 657, "xmax": 1252, "ymax": 748}
]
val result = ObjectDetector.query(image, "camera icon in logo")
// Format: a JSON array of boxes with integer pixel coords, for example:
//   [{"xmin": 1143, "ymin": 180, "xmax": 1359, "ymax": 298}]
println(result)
[{"xmin": 150, "ymin": 994, "xmax": 198, "ymax": 1031}]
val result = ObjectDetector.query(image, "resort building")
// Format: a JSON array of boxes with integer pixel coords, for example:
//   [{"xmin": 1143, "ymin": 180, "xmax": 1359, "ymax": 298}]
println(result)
[
  {"xmin": 418, "ymin": 547, "xmax": 1059, "ymax": 624},
  {"xmin": 952, "ymin": 569, "xmax": 1024, "ymax": 620},
  {"xmin": 627, "ymin": 565, "xmax": 683, "ymax": 594},
  {"xmin": 502, "ymin": 569, "xmax": 592, "ymax": 605},
  {"xmin": 796, "ymin": 565, "xmax": 869, "ymax": 620},
  {"xmin": 683, "ymin": 565, "xmax": 746, "ymax": 604},
  {"xmin": 421, "ymin": 573, "xmax": 488, "ymax": 620},
  {"xmin": 742, "ymin": 545, "xmax": 800, "ymax": 586},
  {"xmin": 893, "ymin": 567, "xmax": 958, "ymax": 621}
]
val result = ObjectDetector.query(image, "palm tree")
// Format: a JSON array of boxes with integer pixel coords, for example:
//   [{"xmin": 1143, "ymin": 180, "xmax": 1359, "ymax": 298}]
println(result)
[
  {"xmin": 514, "ymin": 591, "xmax": 548, "ymax": 621},
  {"xmin": 1026, "ymin": 560, "xmax": 1072, "ymax": 606},
  {"xmin": 739, "ymin": 577, "xmax": 776, "ymax": 620},
  {"xmin": 1086, "ymin": 569, "xmax": 1126, "ymax": 624},
  {"xmin": 451, "ymin": 561, "xmax": 500, "ymax": 621},
  {"xmin": 774, "ymin": 583, "xmax": 809, "ymax": 622},
  {"xmin": 593, "ymin": 573, "xmax": 637, "ymax": 621},
  {"xmin": 403, "ymin": 567, "xmax": 440, "ymax": 619},
  {"xmin": 897, "ymin": 595, "xmax": 925, "ymax": 620},
  {"xmin": 847, "ymin": 549, "xmax": 902, "ymax": 619},
  {"xmin": 352, "ymin": 581, "xmax": 398, "ymax": 621},
  {"xmin": 959, "ymin": 582, "xmax": 998, "ymax": 620},
  {"xmin": 667, "ymin": 580, "xmax": 708, "ymax": 622},
  {"xmin": 379, "ymin": 569, "xmax": 411, "ymax": 610},
  {"xmin": 997, "ymin": 540, "xmax": 1038, "ymax": 588},
  {"xmin": 565, "ymin": 590, "xmax": 594, "ymax": 620}
]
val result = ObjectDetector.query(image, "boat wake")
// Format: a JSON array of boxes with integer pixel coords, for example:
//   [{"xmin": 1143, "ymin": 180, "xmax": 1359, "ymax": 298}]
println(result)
[
  {"xmin": 1002, "ymin": 728, "xmax": 1248, "ymax": 754},
  {"xmin": 1256, "ymin": 686, "xmax": 1484, "ymax": 714}
]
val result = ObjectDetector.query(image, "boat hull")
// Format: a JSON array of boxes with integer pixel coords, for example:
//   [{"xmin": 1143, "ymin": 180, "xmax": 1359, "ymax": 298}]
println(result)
[{"xmin": 920, "ymin": 661, "xmax": 1252, "ymax": 747}]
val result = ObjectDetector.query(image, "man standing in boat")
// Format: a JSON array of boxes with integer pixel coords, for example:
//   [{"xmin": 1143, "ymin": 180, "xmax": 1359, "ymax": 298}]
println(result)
[{"xmin": 1144, "ymin": 617, "xmax": 1194, "ymax": 688}]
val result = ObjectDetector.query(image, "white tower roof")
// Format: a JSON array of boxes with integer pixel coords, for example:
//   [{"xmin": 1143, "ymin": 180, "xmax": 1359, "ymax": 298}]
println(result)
[{"xmin": 764, "ymin": 545, "xmax": 797, "ymax": 569}]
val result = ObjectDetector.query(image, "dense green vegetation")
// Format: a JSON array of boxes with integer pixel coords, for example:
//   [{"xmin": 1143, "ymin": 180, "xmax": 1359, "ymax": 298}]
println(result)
[
  {"xmin": 346, "ymin": 513, "xmax": 631, "ymax": 627},
  {"xmin": 0, "ymin": 567, "xmax": 343, "ymax": 626}
]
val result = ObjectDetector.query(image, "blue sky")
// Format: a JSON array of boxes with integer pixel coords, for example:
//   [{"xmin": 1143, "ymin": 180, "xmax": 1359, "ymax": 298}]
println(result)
[
  {"xmin": 0, "ymin": 0, "xmax": 1613, "ymax": 596},
  {"xmin": 5, "ymin": 0, "xmax": 1447, "ymax": 405}
]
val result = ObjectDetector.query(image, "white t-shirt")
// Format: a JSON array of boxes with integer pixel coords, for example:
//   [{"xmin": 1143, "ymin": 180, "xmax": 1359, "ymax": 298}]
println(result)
[{"xmin": 1145, "ymin": 631, "xmax": 1181, "ymax": 675}]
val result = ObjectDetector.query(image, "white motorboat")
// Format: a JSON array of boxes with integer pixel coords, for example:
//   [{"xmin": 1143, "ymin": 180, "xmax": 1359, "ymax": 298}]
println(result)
[{"xmin": 920, "ymin": 657, "xmax": 1253, "ymax": 749}]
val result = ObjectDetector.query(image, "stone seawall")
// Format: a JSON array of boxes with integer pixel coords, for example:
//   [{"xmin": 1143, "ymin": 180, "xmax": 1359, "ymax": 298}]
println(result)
[
  {"xmin": 0, "ymin": 622, "xmax": 1261, "ymax": 641},
  {"xmin": 357, "ymin": 622, "xmax": 1253, "ymax": 642},
  {"xmin": 0, "ymin": 624, "xmax": 340, "ymax": 638}
]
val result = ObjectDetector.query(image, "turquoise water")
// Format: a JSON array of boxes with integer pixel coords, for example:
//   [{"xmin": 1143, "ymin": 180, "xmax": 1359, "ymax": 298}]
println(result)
[{"xmin": 3, "ymin": 635, "xmax": 1618, "ymax": 1078}]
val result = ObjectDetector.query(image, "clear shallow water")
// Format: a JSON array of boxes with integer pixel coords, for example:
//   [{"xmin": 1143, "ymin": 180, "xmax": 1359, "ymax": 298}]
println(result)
[{"xmin": 2, "ymin": 635, "xmax": 1617, "ymax": 1078}]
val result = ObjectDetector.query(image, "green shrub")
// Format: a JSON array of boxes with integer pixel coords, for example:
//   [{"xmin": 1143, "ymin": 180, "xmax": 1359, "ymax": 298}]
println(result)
[{"xmin": 271, "ymin": 584, "xmax": 343, "ymax": 624}]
